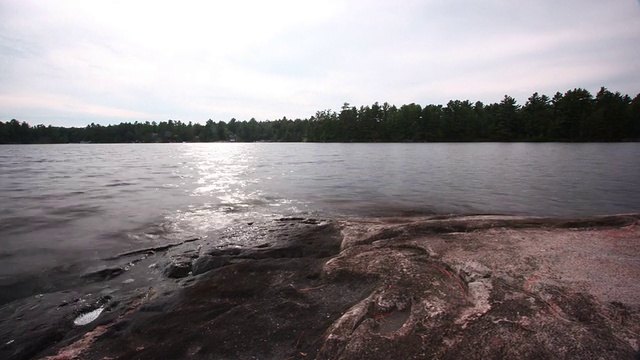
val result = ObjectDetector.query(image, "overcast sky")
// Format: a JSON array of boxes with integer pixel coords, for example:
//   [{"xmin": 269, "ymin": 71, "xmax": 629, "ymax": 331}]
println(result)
[{"xmin": 1, "ymin": 1, "xmax": 639, "ymax": 127}]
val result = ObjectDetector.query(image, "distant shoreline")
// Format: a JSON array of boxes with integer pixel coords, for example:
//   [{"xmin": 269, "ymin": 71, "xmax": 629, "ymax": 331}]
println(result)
[
  {"xmin": 2, "ymin": 87, "xmax": 639, "ymax": 144},
  {"xmin": 1, "ymin": 139, "xmax": 639, "ymax": 145}
]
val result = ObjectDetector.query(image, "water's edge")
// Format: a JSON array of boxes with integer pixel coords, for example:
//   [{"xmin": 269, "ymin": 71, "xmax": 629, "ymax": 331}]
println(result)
[{"xmin": 1, "ymin": 213, "xmax": 638, "ymax": 359}]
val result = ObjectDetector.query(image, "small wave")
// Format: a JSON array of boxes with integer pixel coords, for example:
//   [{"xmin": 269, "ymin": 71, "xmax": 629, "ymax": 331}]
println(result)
[
  {"xmin": 0, "ymin": 215, "xmax": 75, "ymax": 234},
  {"xmin": 87, "ymin": 194, "xmax": 116, "ymax": 200},
  {"xmin": 3, "ymin": 187, "xmax": 32, "ymax": 193},
  {"xmin": 5, "ymin": 191, "xmax": 87, "ymax": 202},
  {"xmin": 29, "ymin": 159, "xmax": 66, "ymax": 163},
  {"xmin": 48, "ymin": 204, "xmax": 103, "ymax": 217},
  {"xmin": 220, "ymin": 206, "xmax": 243, "ymax": 213},
  {"xmin": 104, "ymin": 182, "xmax": 135, "ymax": 187}
]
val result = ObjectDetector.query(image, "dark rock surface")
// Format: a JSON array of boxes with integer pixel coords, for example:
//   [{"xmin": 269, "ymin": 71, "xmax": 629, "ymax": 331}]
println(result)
[
  {"xmin": 81, "ymin": 267, "xmax": 125, "ymax": 282},
  {"xmin": 162, "ymin": 258, "xmax": 193, "ymax": 279},
  {"xmin": 2, "ymin": 215, "xmax": 640, "ymax": 360},
  {"xmin": 191, "ymin": 255, "xmax": 229, "ymax": 275}
]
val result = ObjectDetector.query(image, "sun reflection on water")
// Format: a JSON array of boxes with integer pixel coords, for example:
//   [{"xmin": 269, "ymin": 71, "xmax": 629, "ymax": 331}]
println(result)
[{"xmin": 155, "ymin": 144, "xmax": 307, "ymax": 242}]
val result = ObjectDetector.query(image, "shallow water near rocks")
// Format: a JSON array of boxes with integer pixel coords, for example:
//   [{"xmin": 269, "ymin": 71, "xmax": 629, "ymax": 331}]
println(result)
[{"xmin": 0, "ymin": 142, "xmax": 639, "ymax": 305}]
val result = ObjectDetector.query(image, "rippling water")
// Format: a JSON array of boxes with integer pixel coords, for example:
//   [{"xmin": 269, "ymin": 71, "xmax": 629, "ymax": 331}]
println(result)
[{"xmin": 1, "ymin": 143, "xmax": 639, "ymax": 302}]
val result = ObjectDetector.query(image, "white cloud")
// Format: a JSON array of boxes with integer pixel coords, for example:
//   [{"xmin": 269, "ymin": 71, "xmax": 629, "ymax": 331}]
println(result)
[
  {"xmin": 0, "ymin": 93, "xmax": 154, "ymax": 127},
  {"xmin": 1, "ymin": 0, "xmax": 639, "ymax": 126}
]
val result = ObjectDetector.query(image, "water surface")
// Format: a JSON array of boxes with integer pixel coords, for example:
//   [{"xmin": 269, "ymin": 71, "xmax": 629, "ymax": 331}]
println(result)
[{"xmin": 1, "ymin": 143, "xmax": 639, "ymax": 302}]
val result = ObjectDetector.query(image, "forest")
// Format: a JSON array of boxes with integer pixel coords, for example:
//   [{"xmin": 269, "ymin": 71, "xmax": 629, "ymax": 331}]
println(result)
[{"xmin": 1, "ymin": 87, "xmax": 639, "ymax": 144}]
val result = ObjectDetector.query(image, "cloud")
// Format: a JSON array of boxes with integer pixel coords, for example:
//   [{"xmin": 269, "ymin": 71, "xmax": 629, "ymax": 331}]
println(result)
[
  {"xmin": 0, "ymin": 93, "xmax": 155, "ymax": 126},
  {"xmin": 1, "ymin": 0, "xmax": 639, "ymax": 126}
]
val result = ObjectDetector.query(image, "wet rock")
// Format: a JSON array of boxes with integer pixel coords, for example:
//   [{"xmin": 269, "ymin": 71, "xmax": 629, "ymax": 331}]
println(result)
[
  {"xmin": 81, "ymin": 266, "xmax": 124, "ymax": 281},
  {"xmin": 276, "ymin": 217, "xmax": 305, "ymax": 221},
  {"xmin": 0, "ymin": 290, "xmax": 117, "ymax": 360},
  {"xmin": 192, "ymin": 255, "xmax": 229, "ymax": 275},
  {"xmin": 9, "ymin": 214, "xmax": 640, "ymax": 360},
  {"xmin": 163, "ymin": 258, "xmax": 192, "ymax": 279},
  {"xmin": 301, "ymin": 218, "xmax": 321, "ymax": 225},
  {"xmin": 207, "ymin": 247, "xmax": 242, "ymax": 257},
  {"xmin": 0, "ymin": 339, "xmax": 15, "ymax": 350}
]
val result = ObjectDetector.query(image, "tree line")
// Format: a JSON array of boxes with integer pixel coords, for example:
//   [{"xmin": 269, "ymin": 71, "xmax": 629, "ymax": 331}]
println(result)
[{"xmin": 1, "ymin": 87, "xmax": 639, "ymax": 144}]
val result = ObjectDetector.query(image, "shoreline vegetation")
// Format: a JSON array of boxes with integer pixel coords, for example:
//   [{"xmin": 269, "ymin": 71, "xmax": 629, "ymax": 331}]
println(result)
[{"xmin": 1, "ymin": 87, "xmax": 639, "ymax": 144}]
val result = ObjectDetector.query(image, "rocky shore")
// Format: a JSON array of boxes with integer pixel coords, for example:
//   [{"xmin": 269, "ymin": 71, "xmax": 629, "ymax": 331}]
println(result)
[{"xmin": 1, "ymin": 214, "xmax": 639, "ymax": 359}]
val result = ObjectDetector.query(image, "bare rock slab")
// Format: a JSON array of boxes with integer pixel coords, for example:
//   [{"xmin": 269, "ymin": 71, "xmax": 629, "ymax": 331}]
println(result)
[{"xmin": 12, "ymin": 215, "xmax": 640, "ymax": 360}]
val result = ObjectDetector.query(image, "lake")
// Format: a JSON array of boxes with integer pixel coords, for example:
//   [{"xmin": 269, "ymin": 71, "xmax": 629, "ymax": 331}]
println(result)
[{"xmin": 1, "ymin": 142, "xmax": 639, "ymax": 303}]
